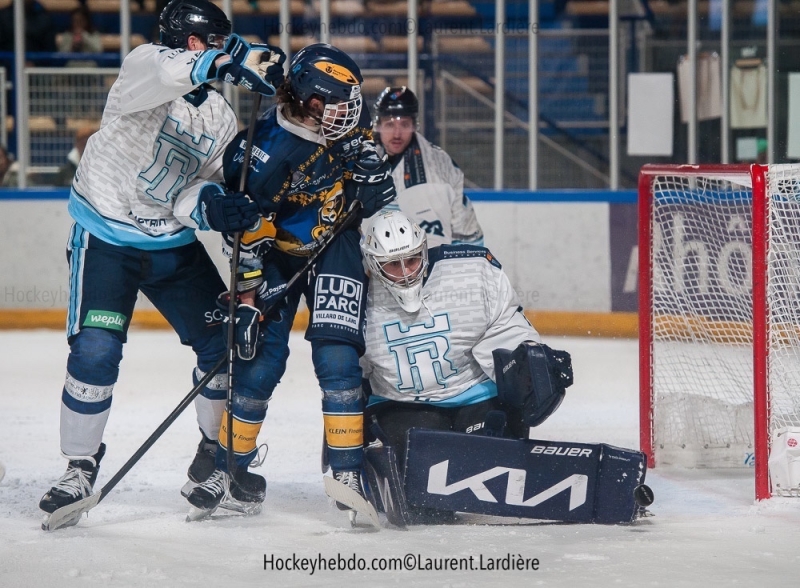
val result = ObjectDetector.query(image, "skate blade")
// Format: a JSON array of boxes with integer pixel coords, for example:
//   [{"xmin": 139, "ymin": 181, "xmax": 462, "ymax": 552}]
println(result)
[
  {"xmin": 349, "ymin": 510, "xmax": 357, "ymax": 527},
  {"xmin": 218, "ymin": 496, "xmax": 263, "ymax": 516},
  {"xmin": 42, "ymin": 492, "xmax": 101, "ymax": 532},
  {"xmin": 41, "ymin": 511, "xmax": 80, "ymax": 531},
  {"xmin": 186, "ymin": 505, "xmax": 219, "ymax": 522}
]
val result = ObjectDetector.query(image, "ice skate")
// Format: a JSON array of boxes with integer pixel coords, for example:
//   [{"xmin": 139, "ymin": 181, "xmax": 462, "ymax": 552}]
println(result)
[
  {"xmin": 185, "ymin": 468, "xmax": 266, "ymax": 521},
  {"xmin": 40, "ymin": 444, "xmax": 106, "ymax": 530},
  {"xmin": 180, "ymin": 431, "xmax": 218, "ymax": 498}
]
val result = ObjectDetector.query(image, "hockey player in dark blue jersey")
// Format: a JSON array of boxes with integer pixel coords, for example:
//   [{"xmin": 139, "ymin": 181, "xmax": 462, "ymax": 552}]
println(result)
[{"xmin": 185, "ymin": 43, "xmax": 396, "ymax": 522}]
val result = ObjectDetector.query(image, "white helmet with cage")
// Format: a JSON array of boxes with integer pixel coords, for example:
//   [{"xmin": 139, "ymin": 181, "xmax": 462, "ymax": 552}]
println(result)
[{"xmin": 361, "ymin": 210, "xmax": 428, "ymax": 312}]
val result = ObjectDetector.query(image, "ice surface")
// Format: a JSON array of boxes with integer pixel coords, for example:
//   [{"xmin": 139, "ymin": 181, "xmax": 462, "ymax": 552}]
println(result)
[{"xmin": 0, "ymin": 331, "xmax": 798, "ymax": 587}]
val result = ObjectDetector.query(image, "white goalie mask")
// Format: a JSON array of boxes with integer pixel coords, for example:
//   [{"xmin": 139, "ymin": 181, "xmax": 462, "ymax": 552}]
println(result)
[{"xmin": 361, "ymin": 211, "xmax": 428, "ymax": 312}]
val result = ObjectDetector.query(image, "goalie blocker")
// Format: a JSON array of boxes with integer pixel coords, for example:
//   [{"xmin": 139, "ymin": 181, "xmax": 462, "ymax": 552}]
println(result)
[
  {"xmin": 365, "ymin": 430, "xmax": 650, "ymax": 526},
  {"xmin": 492, "ymin": 341, "xmax": 573, "ymax": 437}
]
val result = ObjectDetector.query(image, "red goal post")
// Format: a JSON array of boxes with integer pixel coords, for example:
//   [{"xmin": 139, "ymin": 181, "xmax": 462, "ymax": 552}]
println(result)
[{"xmin": 638, "ymin": 163, "xmax": 800, "ymax": 500}]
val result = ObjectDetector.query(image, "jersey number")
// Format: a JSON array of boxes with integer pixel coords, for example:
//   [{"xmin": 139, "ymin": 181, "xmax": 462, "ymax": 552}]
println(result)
[
  {"xmin": 139, "ymin": 116, "xmax": 215, "ymax": 203},
  {"xmin": 419, "ymin": 220, "xmax": 445, "ymax": 237}
]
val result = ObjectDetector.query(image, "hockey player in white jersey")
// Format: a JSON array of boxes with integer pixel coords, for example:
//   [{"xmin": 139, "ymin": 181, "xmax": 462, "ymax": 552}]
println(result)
[
  {"xmin": 359, "ymin": 211, "xmax": 574, "ymax": 523},
  {"xmin": 39, "ymin": 0, "xmax": 286, "ymax": 528},
  {"xmin": 360, "ymin": 210, "xmax": 549, "ymax": 440},
  {"xmin": 373, "ymin": 87, "xmax": 484, "ymax": 247}
]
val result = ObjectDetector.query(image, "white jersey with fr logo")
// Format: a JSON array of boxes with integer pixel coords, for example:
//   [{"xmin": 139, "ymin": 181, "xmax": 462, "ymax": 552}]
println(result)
[
  {"xmin": 68, "ymin": 43, "xmax": 237, "ymax": 250},
  {"xmin": 378, "ymin": 132, "xmax": 484, "ymax": 248},
  {"xmin": 361, "ymin": 245, "xmax": 540, "ymax": 406}
]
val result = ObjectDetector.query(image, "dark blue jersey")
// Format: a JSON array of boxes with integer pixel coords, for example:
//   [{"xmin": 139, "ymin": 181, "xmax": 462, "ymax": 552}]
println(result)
[{"xmin": 223, "ymin": 104, "xmax": 373, "ymax": 256}]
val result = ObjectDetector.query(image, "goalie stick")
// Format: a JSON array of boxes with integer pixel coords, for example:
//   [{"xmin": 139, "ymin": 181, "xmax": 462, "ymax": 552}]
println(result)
[
  {"xmin": 323, "ymin": 475, "xmax": 381, "ymax": 530},
  {"xmin": 43, "ymin": 206, "xmax": 364, "ymax": 532}
]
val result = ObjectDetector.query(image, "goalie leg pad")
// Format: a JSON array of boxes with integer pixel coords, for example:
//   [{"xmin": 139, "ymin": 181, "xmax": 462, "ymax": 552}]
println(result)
[
  {"xmin": 492, "ymin": 342, "xmax": 573, "ymax": 434},
  {"xmin": 364, "ymin": 444, "xmax": 411, "ymax": 527},
  {"xmin": 404, "ymin": 429, "xmax": 648, "ymax": 524}
]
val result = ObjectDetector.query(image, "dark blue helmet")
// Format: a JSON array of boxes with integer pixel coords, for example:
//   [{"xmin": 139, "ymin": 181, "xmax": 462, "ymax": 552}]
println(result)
[
  {"xmin": 288, "ymin": 43, "xmax": 363, "ymax": 105},
  {"xmin": 288, "ymin": 44, "xmax": 364, "ymax": 140},
  {"xmin": 159, "ymin": 0, "xmax": 232, "ymax": 50},
  {"xmin": 374, "ymin": 86, "xmax": 419, "ymax": 121}
]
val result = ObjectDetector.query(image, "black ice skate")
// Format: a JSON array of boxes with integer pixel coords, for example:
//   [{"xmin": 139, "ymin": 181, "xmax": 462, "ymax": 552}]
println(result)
[
  {"xmin": 39, "ymin": 444, "xmax": 106, "ymax": 529},
  {"xmin": 185, "ymin": 468, "xmax": 266, "ymax": 522},
  {"xmin": 180, "ymin": 431, "xmax": 218, "ymax": 498}
]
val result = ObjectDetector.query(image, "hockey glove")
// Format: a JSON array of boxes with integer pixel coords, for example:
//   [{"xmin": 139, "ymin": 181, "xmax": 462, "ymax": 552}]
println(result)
[
  {"xmin": 217, "ymin": 292, "xmax": 261, "ymax": 361},
  {"xmin": 217, "ymin": 34, "xmax": 286, "ymax": 97},
  {"xmin": 198, "ymin": 183, "xmax": 260, "ymax": 233},
  {"xmin": 344, "ymin": 152, "xmax": 396, "ymax": 218},
  {"xmin": 492, "ymin": 342, "xmax": 573, "ymax": 433}
]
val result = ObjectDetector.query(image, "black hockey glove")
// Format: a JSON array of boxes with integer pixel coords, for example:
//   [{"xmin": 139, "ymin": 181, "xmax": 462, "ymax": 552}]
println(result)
[
  {"xmin": 344, "ymin": 152, "xmax": 396, "ymax": 218},
  {"xmin": 492, "ymin": 342, "xmax": 573, "ymax": 434},
  {"xmin": 198, "ymin": 183, "xmax": 260, "ymax": 233},
  {"xmin": 217, "ymin": 292, "xmax": 261, "ymax": 361},
  {"xmin": 217, "ymin": 34, "xmax": 286, "ymax": 97}
]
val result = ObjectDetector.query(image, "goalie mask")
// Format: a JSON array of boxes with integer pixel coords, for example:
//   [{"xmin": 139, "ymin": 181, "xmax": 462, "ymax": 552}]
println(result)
[
  {"xmin": 361, "ymin": 211, "xmax": 428, "ymax": 312},
  {"xmin": 159, "ymin": 0, "xmax": 231, "ymax": 50},
  {"xmin": 287, "ymin": 43, "xmax": 364, "ymax": 140}
]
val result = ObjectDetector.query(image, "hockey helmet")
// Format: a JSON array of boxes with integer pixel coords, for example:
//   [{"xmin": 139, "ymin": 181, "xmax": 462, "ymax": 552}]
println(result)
[
  {"xmin": 374, "ymin": 86, "xmax": 419, "ymax": 122},
  {"xmin": 288, "ymin": 43, "xmax": 364, "ymax": 140},
  {"xmin": 361, "ymin": 210, "xmax": 428, "ymax": 313},
  {"xmin": 159, "ymin": 0, "xmax": 232, "ymax": 50}
]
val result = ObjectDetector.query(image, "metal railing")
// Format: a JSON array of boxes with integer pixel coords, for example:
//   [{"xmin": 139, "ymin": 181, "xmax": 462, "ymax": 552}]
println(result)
[{"xmin": 9, "ymin": 66, "xmax": 421, "ymax": 186}]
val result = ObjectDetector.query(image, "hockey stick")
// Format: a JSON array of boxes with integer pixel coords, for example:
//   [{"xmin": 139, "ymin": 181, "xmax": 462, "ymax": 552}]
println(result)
[
  {"xmin": 225, "ymin": 92, "xmax": 262, "ymax": 496},
  {"xmin": 43, "ymin": 200, "xmax": 363, "ymax": 531}
]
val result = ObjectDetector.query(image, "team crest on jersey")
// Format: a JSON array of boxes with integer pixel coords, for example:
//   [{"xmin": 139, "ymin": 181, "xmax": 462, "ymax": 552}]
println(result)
[
  {"xmin": 384, "ymin": 314, "xmax": 457, "ymax": 393},
  {"xmin": 139, "ymin": 116, "xmax": 214, "ymax": 204},
  {"xmin": 311, "ymin": 181, "xmax": 345, "ymax": 240}
]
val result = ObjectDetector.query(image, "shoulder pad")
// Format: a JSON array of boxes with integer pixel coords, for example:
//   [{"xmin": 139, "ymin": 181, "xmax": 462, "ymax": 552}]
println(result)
[{"xmin": 428, "ymin": 244, "xmax": 502, "ymax": 270}]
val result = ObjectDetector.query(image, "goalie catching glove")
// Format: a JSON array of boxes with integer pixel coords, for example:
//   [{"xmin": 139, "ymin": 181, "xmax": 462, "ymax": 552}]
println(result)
[
  {"xmin": 492, "ymin": 341, "xmax": 573, "ymax": 435},
  {"xmin": 217, "ymin": 291, "xmax": 262, "ymax": 360},
  {"xmin": 198, "ymin": 183, "xmax": 260, "ymax": 233},
  {"xmin": 217, "ymin": 34, "xmax": 286, "ymax": 97},
  {"xmin": 344, "ymin": 151, "xmax": 396, "ymax": 218}
]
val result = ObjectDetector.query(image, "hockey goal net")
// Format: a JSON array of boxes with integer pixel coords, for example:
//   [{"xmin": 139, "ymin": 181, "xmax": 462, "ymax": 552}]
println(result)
[{"xmin": 639, "ymin": 164, "xmax": 800, "ymax": 499}]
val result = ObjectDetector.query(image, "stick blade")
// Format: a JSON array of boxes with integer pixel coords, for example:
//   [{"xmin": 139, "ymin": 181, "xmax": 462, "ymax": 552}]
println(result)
[
  {"xmin": 323, "ymin": 476, "xmax": 381, "ymax": 530},
  {"xmin": 42, "ymin": 492, "xmax": 101, "ymax": 531}
]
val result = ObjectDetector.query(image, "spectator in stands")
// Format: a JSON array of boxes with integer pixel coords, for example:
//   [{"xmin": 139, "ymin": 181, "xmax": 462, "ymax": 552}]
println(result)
[
  {"xmin": 57, "ymin": 6, "xmax": 102, "ymax": 54},
  {"xmin": 372, "ymin": 86, "xmax": 484, "ymax": 247},
  {"xmin": 0, "ymin": 0, "xmax": 57, "ymax": 53},
  {"xmin": 53, "ymin": 126, "xmax": 95, "ymax": 186}
]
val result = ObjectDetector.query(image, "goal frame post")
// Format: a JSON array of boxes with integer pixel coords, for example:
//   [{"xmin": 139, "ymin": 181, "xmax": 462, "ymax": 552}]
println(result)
[{"xmin": 638, "ymin": 163, "xmax": 772, "ymax": 500}]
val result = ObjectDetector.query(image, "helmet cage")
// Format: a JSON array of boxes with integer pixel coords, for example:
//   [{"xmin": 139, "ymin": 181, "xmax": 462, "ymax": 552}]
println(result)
[
  {"xmin": 320, "ymin": 96, "xmax": 363, "ymax": 140},
  {"xmin": 362, "ymin": 212, "xmax": 428, "ymax": 312}
]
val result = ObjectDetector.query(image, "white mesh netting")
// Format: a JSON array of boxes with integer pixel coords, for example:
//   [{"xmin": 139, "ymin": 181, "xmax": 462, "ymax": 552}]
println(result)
[
  {"xmin": 649, "ymin": 172, "xmax": 757, "ymax": 467},
  {"xmin": 764, "ymin": 166, "xmax": 800, "ymax": 438}
]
